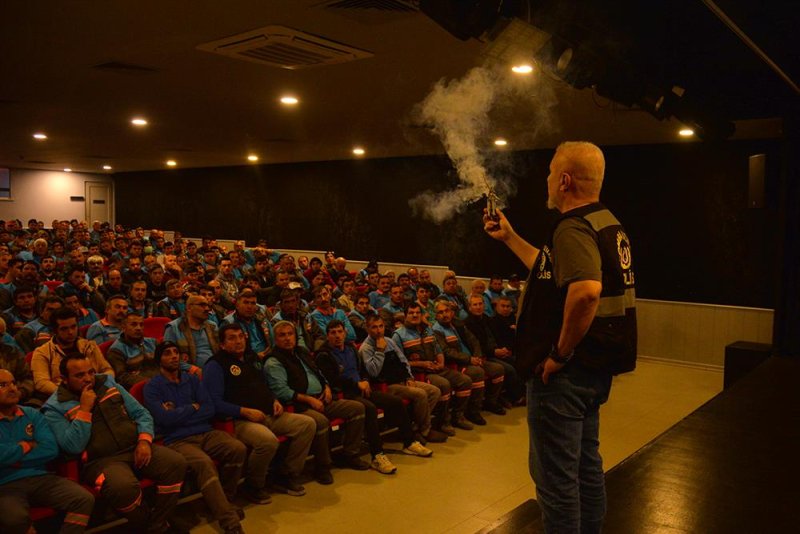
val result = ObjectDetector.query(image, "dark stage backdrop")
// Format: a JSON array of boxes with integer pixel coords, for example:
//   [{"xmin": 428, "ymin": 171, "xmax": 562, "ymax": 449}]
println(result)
[{"xmin": 115, "ymin": 139, "xmax": 781, "ymax": 308}]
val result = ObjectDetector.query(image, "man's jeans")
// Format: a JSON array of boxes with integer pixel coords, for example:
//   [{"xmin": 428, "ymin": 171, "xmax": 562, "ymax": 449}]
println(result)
[{"xmin": 527, "ymin": 363, "xmax": 613, "ymax": 534}]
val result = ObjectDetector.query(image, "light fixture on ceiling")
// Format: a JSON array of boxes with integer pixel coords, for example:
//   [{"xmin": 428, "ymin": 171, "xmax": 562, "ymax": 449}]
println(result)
[
  {"xmin": 103, "ymin": 165, "xmax": 112, "ymax": 170},
  {"xmin": 63, "ymin": 168, "xmax": 72, "ymax": 172},
  {"xmin": 33, "ymin": 132, "xmax": 48, "ymax": 140},
  {"xmin": 247, "ymin": 155, "xmax": 259, "ymax": 162},
  {"xmin": 131, "ymin": 118, "xmax": 148, "ymax": 126},
  {"xmin": 352, "ymin": 147, "xmax": 365, "ymax": 156},
  {"xmin": 494, "ymin": 138, "xmax": 508, "ymax": 146},
  {"xmin": 511, "ymin": 64, "xmax": 533, "ymax": 74},
  {"xmin": 166, "ymin": 160, "xmax": 177, "ymax": 167},
  {"xmin": 280, "ymin": 96, "xmax": 299, "ymax": 106},
  {"xmin": 679, "ymin": 128, "xmax": 695, "ymax": 137}
]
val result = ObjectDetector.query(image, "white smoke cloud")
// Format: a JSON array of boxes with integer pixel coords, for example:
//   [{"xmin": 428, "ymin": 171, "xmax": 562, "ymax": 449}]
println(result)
[{"xmin": 410, "ymin": 67, "xmax": 499, "ymax": 224}]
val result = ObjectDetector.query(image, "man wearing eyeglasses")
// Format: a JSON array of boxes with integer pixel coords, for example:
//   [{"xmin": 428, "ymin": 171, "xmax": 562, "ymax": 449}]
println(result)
[{"xmin": 163, "ymin": 295, "xmax": 219, "ymax": 368}]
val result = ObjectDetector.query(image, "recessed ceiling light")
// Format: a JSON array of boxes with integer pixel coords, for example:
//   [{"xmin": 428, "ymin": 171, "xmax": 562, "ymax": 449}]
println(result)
[
  {"xmin": 280, "ymin": 96, "xmax": 299, "ymax": 105},
  {"xmin": 131, "ymin": 118, "xmax": 148, "ymax": 126},
  {"xmin": 494, "ymin": 138, "xmax": 508, "ymax": 146},
  {"xmin": 33, "ymin": 132, "xmax": 48, "ymax": 140},
  {"xmin": 679, "ymin": 128, "xmax": 695, "ymax": 137},
  {"xmin": 103, "ymin": 165, "xmax": 112, "ymax": 170},
  {"xmin": 63, "ymin": 168, "xmax": 72, "ymax": 172},
  {"xmin": 166, "ymin": 160, "xmax": 177, "ymax": 167},
  {"xmin": 247, "ymin": 155, "xmax": 259, "ymax": 162},
  {"xmin": 511, "ymin": 64, "xmax": 534, "ymax": 74},
  {"xmin": 352, "ymin": 147, "xmax": 365, "ymax": 156}
]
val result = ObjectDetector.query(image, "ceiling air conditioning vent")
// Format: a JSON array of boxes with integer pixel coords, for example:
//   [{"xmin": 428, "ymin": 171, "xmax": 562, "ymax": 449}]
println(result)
[
  {"xmin": 197, "ymin": 25, "xmax": 373, "ymax": 70},
  {"xmin": 323, "ymin": 0, "xmax": 419, "ymax": 12}
]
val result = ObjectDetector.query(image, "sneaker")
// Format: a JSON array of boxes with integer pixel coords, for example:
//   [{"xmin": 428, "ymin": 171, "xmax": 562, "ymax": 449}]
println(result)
[
  {"xmin": 241, "ymin": 483, "xmax": 272, "ymax": 504},
  {"xmin": 439, "ymin": 424, "xmax": 457, "ymax": 436},
  {"xmin": 484, "ymin": 402, "xmax": 507, "ymax": 415},
  {"xmin": 424, "ymin": 429, "xmax": 448, "ymax": 443},
  {"xmin": 315, "ymin": 466, "xmax": 334, "ymax": 485},
  {"xmin": 402, "ymin": 441, "xmax": 433, "ymax": 458},
  {"xmin": 370, "ymin": 453, "xmax": 398, "ymax": 474},
  {"xmin": 269, "ymin": 474, "xmax": 306, "ymax": 497},
  {"xmin": 453, "ymin": 415, "xmax": 474, "ymax": 430},
  {"xmin": 466, "ymin": 412, "xmax": 487, "ymax": 426}
]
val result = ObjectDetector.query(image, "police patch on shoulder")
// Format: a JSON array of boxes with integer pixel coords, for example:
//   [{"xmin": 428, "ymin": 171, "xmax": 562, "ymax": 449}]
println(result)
[
  {"xmin": 230, "ymin": 365, "xmax": 241, "ymax": 376},
  {"xmin": 25, "ymin": 423, "xmax": 34, "ymax": 437}
]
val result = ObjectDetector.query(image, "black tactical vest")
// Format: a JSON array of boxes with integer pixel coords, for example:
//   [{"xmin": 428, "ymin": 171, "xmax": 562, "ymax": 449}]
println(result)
[{"xmin": 514, "ymin": 203, "xmax": 637, "ymax": 379}]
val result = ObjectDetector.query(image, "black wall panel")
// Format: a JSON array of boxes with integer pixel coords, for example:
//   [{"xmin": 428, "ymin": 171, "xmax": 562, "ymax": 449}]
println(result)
[{"xmin": 116, "ymin": 139, "xmax": 781, "ymax": 308}]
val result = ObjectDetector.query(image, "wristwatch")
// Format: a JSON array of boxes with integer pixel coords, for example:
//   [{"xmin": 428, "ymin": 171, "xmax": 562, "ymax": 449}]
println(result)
[{"xmin": 548, "ymin": 344, "xmax": 573, "ymax": 365}]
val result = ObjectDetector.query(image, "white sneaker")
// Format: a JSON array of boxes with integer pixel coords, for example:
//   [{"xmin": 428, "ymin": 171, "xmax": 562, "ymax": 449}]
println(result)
[
  {"xmin": 370, "ymin": 453, "xmax": 397, "ymax": 474},
  {"xmin": 402, "ymin": 441, "xmax": 433, "ymax": 458}
]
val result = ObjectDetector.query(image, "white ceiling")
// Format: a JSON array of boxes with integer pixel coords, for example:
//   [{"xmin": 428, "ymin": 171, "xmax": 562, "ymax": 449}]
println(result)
[{"xmin": 0, "ymin": 0, "xmax": 773, "ymax": 174}]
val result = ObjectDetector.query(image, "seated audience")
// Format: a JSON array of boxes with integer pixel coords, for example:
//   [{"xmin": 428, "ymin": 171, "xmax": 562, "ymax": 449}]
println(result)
[
  {"xmin": 14, "ymin": 295, "xmax": 64, "ymax": 353},
  {"xmin": 265, "ymin": 321, "xmax": 369, "ymax": 484},
  {"xmin": 106, "ymin": 312, "xmax": 160, "ymax": 389},
  {"xmin": 308, "ymin": 286, "xmax": 356, "ymax": 343},
  {"xmin": 31, "ymin": 308, "xmax": 114, "ymax": 400},
  {"xmin": 0, "ymin": 368, "xmax": 95, "ymax": 533},
  {"xmin": 204, "ymin": 323, "xmax": 315, "ymax": 499},
  {"xmin": 155, "ymin": 279, "xmax": 186, "ymax": 320},
  {"xmin": 144, "ymin": 341, "xmax": 247, "ymax": 533},
  {"xmin": 87, "ymin": 294, "xmax": 128, "ymax": 343},
  {"xmin": 435, "ymin": 299, "xmax": 506, "ymax": 418},
  {"xmin": 223, "ymin": 289, "xmax": 273, "ymax": 364},
  {"xmin": 43, "ymin": 353, "xmax": 187, "ymax": 533},
  {"xmin": 317, "ymin": 320, "xmax": 433, "ymax": 473},
  {"xmin": 163, "ymin": 295, "xmax": 219, "ymax": 368}
]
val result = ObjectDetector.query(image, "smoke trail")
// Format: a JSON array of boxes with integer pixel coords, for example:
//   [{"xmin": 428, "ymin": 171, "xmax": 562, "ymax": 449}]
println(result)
[{"xmin": 410, "ymin": 67, "xmax": 499, "ymax": 224}]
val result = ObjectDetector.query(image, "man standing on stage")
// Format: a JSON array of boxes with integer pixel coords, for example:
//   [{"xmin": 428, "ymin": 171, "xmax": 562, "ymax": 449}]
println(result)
[{"xmin": 484, "ymin": 141, "xmax": 637, "ymax": 533}]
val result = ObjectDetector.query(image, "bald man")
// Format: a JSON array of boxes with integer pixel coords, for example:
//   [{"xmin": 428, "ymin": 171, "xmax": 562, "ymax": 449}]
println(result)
[{"xmin": 484, "ymin": 141, "xmax": 637, "ymax": 533}]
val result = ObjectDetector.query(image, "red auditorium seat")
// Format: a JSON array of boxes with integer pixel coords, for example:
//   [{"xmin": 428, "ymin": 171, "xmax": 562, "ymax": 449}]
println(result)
[
  {"xmin": 97, "ymin": 339, "xmax": 114, "ymax": 357},
  {"xmin": 142, "ymin": 317, "xmax": 171, "ymax": 341}
]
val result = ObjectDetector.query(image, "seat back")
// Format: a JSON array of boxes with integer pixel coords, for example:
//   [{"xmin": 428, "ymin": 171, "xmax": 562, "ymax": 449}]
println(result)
[
  {"xmin": 129, "ymin": 379, "xmax": 148, "ymax": 404},
  {"xmin": 143, "ymin": 317, "xmax": 171, "ymax": 341}
]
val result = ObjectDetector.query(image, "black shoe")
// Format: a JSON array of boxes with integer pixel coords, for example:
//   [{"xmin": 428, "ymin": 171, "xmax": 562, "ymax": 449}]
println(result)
[
  {"xmin": 484, "ymin": 402, "xmax": 507, "ymax": 415},
  {"xmin": 240, "ymin": 483, "xmax": 272, "ymax": 504},
  {"xmin": 425, "ymin": 429, "xmax": 449, "ymax": 443},
  {"xmin": 453, "ymin": 415, "xmax": 474, "ymax": 431},
  {"xmin": 499, "ymin": 397, "xmax": 513, "ymax": 409},
  {"xmin": 342, "ymin": 455, "xmax": 370, "ymax": 471},
  {"xmin": 234, "ymin": 506, "xmax": 245, "ymax": 520},
  {"xmin": 270, "ymin": 474, "xmax": 306, "ymax": 496},
  {"xmin": 466, "ymin": 412, "xmax": 487, "ymax": 426},
  {"xmin": 315, "ymin": 466, "xmax": 334, "ymax": 485}
]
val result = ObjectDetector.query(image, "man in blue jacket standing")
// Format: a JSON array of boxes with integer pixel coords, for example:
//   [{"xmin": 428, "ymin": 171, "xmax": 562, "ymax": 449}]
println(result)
[
  {"xmin": 0, "ymin": 368, "xmax": 94, "ymax": 533},
  {"xmin": 144, "ymin": 341, "xmax": 246, "ymax": 534},
  {"xmin": 43, "ymin": 354, "xmax": 186, "ymax": 533}
]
